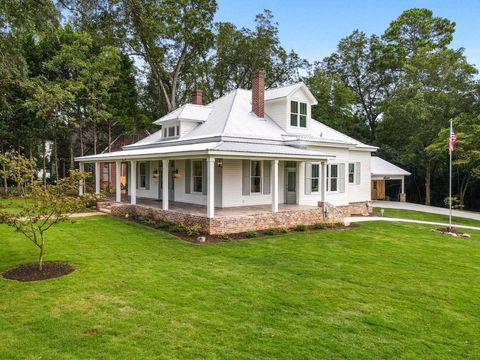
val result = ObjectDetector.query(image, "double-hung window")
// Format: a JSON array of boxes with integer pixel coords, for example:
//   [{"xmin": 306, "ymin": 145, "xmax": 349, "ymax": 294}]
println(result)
[
  {"xmin": 139, "ymin": 162, "xmax": 147, "ymax": 188},
  {"xmin": 290, "ymin": 101, "xmax": 307, "ymax": 128},
  {"xmin": 250, "ymin": 160, "xmax": 262, "ymax": 193},
  {"xmin": 192, "ymin": 160, "xmax": 203, "ymax": 193},
  {"xmin": 163, "ymin": 124, "xmax": 180, "ymax": 138},
  {"xmin": 348, "ymin": 163, "xmax": 355, "ymax": 184},
  {"xmin": 326, "ymin": 164, "xmax": 338, "ymax": 192},
  {"xmin": 311, "ymin": 163, "xmax": 320, "ymax": 192}
]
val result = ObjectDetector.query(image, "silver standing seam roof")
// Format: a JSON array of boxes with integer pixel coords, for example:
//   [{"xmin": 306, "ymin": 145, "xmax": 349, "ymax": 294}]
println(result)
[{"xmin": 371, "ymin": 156, "xmax": 411, "ymax": 176}]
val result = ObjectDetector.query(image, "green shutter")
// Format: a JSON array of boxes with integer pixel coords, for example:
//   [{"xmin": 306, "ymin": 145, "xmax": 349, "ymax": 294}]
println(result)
[
  {"xmin": 185, "ymin": 159, "xmax": 191, "ymax": 194},
  {"xmin": 145, "ymin": 162, "xmax": 150, "ymax": 190},
  {"xmin": 242, "ymin": 160, "xmax": 250, "ymax": 196},
  {"xmin": 263, "ymin": 160, "xmax": 271, "ymax": 195}
]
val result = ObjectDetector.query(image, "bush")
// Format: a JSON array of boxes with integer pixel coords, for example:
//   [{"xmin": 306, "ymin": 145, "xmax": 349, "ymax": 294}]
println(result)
[
  {"xmin": 245, "ymin": 231, "xmax": 257, "ymax": 238},
  {"xmin": 168, "ymin": 225, "xmax": 183, "ymax": 233},
  {"xmin": 155, "ymin": 221, "xmax": 170, "ymax": 229},
  {"xmin": 264, "ymin": 228, "xmax": 275, "ymax": 236},
  {"xmin": 295, "ymin": 224, "xmax": 307, "ymax": 232},
  {"xmin": 277, "ymin": 227, "xmax": 289, "ymax": 234},
  {"xmin": 185, "ymin": 224, "xmax": 202, "ymax": 237},
  {"xmin": 314, "ymin": 223, "xmax": 327, "ymax": 230}
]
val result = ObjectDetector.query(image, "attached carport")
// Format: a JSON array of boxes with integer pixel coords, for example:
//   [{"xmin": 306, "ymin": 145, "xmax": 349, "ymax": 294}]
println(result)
[{"xmin": 371, "ymin": 156, "xmax": 410, "ymax": 202}]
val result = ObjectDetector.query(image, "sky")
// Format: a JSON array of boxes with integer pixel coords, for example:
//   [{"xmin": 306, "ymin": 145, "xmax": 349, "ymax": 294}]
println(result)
[{"xmin": 215, "ymin": 0, "xmax": 480, "ymax": 68}]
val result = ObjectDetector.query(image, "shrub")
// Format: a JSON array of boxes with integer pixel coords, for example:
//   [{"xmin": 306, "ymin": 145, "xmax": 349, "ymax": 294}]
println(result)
[
  {"xmin": 277, "ymin": 227, "xmax": 289, "ymax": 234},
  {"xmin": 220, "ymin": 234, "xmax": 231, "ymax": 241},
  {"xmin": 168, "ymin": 225, "xmax": 183, "ymax": 233},
  {"xmin": 314, "ymin": 223, "xmax": 327, "ymax": 230},
  {"xmin": 264, "ymin": 228, "xmax": 275, "ymax": 236},
  {"xmin": 295, "ymin": 224, "xmax": 307, "ymax": 232},
  {"xmin": 155, "ymin": 221, "xmax": 170, "ymax": 229},
  {"xmin": 245, "ymin": 231, "xmax": 257, "ymax": 238},
  {"xmin": 185, "ymin": 224, "xmax": 202, "ymax": 237}
]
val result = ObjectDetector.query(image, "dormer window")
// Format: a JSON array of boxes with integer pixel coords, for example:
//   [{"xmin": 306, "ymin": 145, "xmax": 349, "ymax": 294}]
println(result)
[
  {"xmin": 163, "ymin": 124, "xmax": 180, "ymax": 139},
  {"xmin": 290, "ymin": 101, "xmax": 307, "ymax": 128}
]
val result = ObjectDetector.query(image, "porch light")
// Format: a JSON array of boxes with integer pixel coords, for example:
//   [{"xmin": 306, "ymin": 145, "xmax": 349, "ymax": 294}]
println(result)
[
  {"xmin": 217, "ymin": 159, "xmax": 223, "ymax": 168},
  {"xmin": 174, "ymin": 169, "xmax": 179, "ymax": 178},
  {"xmin": 153, "ymin": 169, "xmax": 159, "ymax": 179},
  {"xmin": 323, "ymin": 206, "xmax": 329, "ymax": 217}
]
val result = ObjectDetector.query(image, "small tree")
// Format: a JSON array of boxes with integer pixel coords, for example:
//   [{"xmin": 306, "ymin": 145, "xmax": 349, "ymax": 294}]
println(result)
[
  {"xmin": 0, "ymin": 151, "xmax": 36, "ymax": 195},
  {"xmin": 0, "ymin": 170, "xmax": 100, "ymax": 270}
]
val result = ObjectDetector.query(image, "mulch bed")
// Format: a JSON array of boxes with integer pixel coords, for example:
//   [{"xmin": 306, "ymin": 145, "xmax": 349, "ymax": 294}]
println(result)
[
  {"xmin": 2, "ymin": 262, "xmax": 75, "ymax": 282},
  {"xmin": 435, "ymin": 227, "xmax": 471, "ymax": 238}
]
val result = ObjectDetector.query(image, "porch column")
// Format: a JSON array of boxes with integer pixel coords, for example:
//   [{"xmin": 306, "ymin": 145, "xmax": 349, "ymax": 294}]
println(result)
[
  {"xmin": 78, "ymin": 162, "xmax": 84, "ymax": 196},
  {"xmin": 298, "ymin": 161, "xmax": 305, "ymax": 204},
  {"xmin": 271, "ymin": 159, "xmax": 279, "ymax": 212},
  {"xmin": 321, "ymin": 162, "xmax": 326, "ymax": 203},
  {"xmin": 162, "ymin": 159, "xmax": 169, "ymax": 210},
  {"xmin": 115, "ymin": 161, "xmax": 121, "ymax": 202},
  {"xmin": 400, "ymin": 177, "xmax": 406, "ymax": 202},
  {"xmin": 130, "ymin": 160, "xmax": 137, "ymax": 205},
  {"xmin": 207, "ymin": 157, "xmax": 215, "ymax": 218},
  {"xmin": 95, "ymin": 162, "xmax": 101, "ymax": 194}
]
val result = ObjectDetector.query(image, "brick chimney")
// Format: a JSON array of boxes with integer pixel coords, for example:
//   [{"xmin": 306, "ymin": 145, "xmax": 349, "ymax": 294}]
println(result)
[
  {"xmin": 251, "ymin": 70, "xmax": 265, "ymax": 118},
  {"xmin": 191, "ymin": 89, "xmax": 203, "ymax": 105}
]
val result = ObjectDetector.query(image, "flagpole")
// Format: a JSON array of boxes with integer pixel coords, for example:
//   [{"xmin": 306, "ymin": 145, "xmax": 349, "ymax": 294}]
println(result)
[{"xmin": 449, "ymin": 119, "xmax": 453, "ymax": 230}]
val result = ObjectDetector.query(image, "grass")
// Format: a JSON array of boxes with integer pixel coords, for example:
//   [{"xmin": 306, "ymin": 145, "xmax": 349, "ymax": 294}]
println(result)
[
  {"xmin": 373, "ymin": 207, "xmax": 480, "ymax": 227},
  {"xmin": 0, "ymin": 197, "xmax": 93, "ymax": 214},
  {"xmin": 1, "ymin": 216, "xmax": 480, "ymax": 359}
]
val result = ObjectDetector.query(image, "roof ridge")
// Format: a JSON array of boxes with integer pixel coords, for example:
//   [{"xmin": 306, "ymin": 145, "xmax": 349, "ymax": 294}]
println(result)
[{"xmin": 219, "ymin": 89, "xmax": 240, "ymax": 136}]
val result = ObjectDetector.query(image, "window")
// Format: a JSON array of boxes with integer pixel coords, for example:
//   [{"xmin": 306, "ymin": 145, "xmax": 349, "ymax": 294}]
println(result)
[
  {"xmin": 163, "ymin": 125, "xmax": 180, "ymax": 138},
  {"xmin": 102, "ymin": 164, "xmax": 109, "ymax": 182},
  {"xmin": 139, "ymin": 162, "xmax": 147, "ymax": 188},
  {"xmin": 326, "ymin": 164, "xmax": 338, "ymax": 192},
  {"xmin": 290, "ymin": 101, "xmax": 298, "ymax": 126},
  {"xmin": 192, "ymin": 160, "xmax": 203, "ymax": 193},
  {"xmin": 348, "ymin": 163, "xmax": 355, "ymax": 184},
  {"xmin": 290, "ymin": 101, "xmax": 308, "ymax": 128},
  {"xmin": 311, "ymin": 163, "xmax": 320, "ymax": 192},
  {"xmin": 300, "ymin": 102, "xmax": 307, "ymax": 127},
  {"xmin": 250, "ymin": 160, "xmax": 262, "ymax": 193}
]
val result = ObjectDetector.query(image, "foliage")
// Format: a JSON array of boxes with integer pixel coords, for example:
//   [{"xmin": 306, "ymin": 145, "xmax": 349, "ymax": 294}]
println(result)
[
  {"xmin": 264, "ymin": 228, "xmax": 275, "ymax": 236},
  {"xmin": 245, "ymin": 231, "xmax": 257, "ymax": 238},
  {"xmin": 0, "ymin": 151, "xmax": 36, "ymax": 195},
  {"xmin": 295, "ymin": 224, "xmax": 307, "ymax": 232},
  {"xmin": 184, "ymin": 224, "xmax": 202, "ymax": 237},
  {"xmin": 0, "ymin": 170, "xmax": 97, "ymax": 270}
]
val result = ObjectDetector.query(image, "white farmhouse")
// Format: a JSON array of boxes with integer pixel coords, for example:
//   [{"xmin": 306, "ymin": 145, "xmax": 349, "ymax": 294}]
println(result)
[{"xmin": 76, "ymin": 70, "xmax": 404, "ymax": 234}]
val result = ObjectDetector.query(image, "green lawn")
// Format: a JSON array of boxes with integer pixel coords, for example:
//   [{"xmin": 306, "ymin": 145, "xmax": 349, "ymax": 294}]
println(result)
[
  {"xmin": 0, "ymin": 197, "xmax": 36, "ymax": 214},
  {"xmin": 1, "ymin": 217, "xmax": 480, "ymax": 359},
  {"xmin": 373, "ymin": 207, "xmax": 480, "ymax": 227}
]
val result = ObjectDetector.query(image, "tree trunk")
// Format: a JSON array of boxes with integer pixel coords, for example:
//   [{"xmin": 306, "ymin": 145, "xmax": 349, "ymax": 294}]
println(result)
[
  {"xmin": 42, "ymin": 139, "xmax": 47, "ymax": 187},
  {"xmin": 425, "ymin": 162, "xmax": 431, "ymax": 206},
  {"xmin": 38, "ymin": 244, "xmax": 45, "ymax": 271},
  {"xmin": 459, "ymin": 175, "xmax": 470, "ymax": 209},
  {"xmin": 79, "ymin": 125, "xmax": 84, "ymax": 157}
]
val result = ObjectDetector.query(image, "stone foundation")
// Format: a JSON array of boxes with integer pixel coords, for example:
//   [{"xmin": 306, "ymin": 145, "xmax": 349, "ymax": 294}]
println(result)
[{"xmin": 108, "ymin": 201, "xmax": 372, "ymax": 235}]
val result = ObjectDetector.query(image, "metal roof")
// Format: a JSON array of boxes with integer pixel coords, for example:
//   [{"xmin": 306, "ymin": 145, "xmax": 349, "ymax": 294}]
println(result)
[{"xmin": 371, "ymin": 157, "xmax": 411, "ymax": 176}]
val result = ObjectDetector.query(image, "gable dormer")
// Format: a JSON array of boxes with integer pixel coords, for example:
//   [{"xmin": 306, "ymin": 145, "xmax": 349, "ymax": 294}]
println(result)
[
  {"xmin": 153, "ymin": 91, "xmax": 212, "ymax": 140},
  {"xmin": 264, "ymin": 83, "xmax": 317, "ymax": 133}
]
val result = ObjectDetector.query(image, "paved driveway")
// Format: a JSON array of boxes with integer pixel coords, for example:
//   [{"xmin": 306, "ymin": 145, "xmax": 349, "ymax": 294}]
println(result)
[{"xmin": 372, "ymin": 201, "xmax": 480, "ymax": 221}]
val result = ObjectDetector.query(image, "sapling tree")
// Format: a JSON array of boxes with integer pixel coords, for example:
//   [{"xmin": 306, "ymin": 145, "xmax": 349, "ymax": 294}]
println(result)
[{"xmin": 0, "ymin": 170, "xmax": 101, "ymax": 270}]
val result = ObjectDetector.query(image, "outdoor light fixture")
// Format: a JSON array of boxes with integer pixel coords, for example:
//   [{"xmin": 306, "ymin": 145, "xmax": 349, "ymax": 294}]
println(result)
[
  {"xmin": 218, "ymin": 159, "xmax": 223, "ymax": 168},
  {"xmin": 152, "ymin": 169, "xmax": 159, "ymax": 179},
  {"xmin": 381, "ymin": 208, "xmax": 385, "ymax": 217},
  {"xmin": 323, "ymin": 207, "xmax": 329, "ymax": 217}
]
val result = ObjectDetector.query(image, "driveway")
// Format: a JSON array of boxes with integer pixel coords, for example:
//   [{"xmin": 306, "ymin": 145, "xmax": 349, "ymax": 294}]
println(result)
[{"xmin": 372, "ymin": 200, "xmax": 480, "ymax": 221}]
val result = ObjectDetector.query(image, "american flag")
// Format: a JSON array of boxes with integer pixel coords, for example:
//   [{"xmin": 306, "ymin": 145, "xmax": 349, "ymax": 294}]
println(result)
[{"xmin": 449, "ymin": 130, "xmax": 457, "ymax": 154}]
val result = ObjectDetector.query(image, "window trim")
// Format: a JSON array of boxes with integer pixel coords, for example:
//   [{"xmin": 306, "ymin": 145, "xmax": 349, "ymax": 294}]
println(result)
[
  {"xmin": 163, "ymin": 124, "xmax": 180, "ymax": 139},
  {"xmin": 191, "ymin": 160, "xmax": 203, "ymax": 194},
  {"xmin": 250, "ymin": 160, "xmax": 263, "ymax": 194},
  {"xmin": 348, "ymin": 162, "xmax": 355, "ymax": 184},
  {"xmin": 326, "ymin": 163, "xmax": 339, "ymax": 193}
]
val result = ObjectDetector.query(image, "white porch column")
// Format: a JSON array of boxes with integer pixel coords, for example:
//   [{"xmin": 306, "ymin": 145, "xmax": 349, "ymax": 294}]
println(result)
[
  {"xmin": 401, "ymin": 177, "xmax": 405, "ymax": 194},
  {"xmin": 207, "ymin": 157, "xmax": 215, "ymax": 218},
  {"xmin": 162, "ymin": 159, "xmax": 169, "ymax": 210},
  {"xmin": 321, "ymin": 162, "xmax": 327, "ymax": 203},
  {"xmin": 79, "ymin": 162, "xmax": 84, "ymax": 196},
  {"xmin": 130, "ymin": 160, "xmax": 137, "ymax": 205},
  {"xmin": 115, "ymin": 161, "xmax": 121, "ymax": 202},
  {"xmin": 271, "ymin": 159, "xmax": 279, "ymax": 212},
  {"xmin": 298, "ymin": 161, "xmax": 305, "ymax": 205},
  {"xmin": 95, "ymin": 162, "xmax": 101, "ymax": 194}
]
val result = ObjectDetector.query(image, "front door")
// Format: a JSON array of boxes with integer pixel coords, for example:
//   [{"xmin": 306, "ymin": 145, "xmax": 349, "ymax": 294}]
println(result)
[
  {"xmin": 285, "ymin": 166, "xmax": 297, "ymax": 204},
  {"xmin": 371, "ymin": 180, "xmax": 385, "ymax": 200}
]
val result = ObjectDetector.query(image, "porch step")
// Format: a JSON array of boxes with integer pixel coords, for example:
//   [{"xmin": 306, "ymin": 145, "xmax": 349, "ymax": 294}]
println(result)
[{"xmin": 97, "ymin": 201, "xmax": 113, "ymax": 214}]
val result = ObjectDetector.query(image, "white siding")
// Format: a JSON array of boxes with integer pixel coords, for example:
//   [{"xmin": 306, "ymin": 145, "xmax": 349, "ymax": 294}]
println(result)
[
  {"xmin": 174, "ymin": 159, "xmax": 207, "ymax": 205},
  {"xmin": 127, "ymin": 161, "xmax": 160, "ymax": 199},
  {"xmin": 265, "ymin": 99, "xmax": 287, "ymax": 131}
]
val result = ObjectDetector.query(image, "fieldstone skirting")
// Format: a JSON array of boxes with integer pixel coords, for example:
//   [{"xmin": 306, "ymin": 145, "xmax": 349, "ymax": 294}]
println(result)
[{"xmin": 107, "ymin": 200, "xmax": 372, "ymax": 235}]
